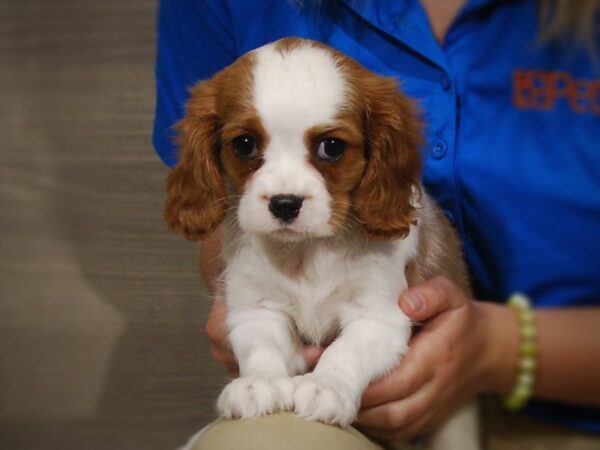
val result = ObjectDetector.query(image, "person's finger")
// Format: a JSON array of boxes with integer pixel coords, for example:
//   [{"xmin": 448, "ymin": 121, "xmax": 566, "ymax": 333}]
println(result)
[
  {"xmin": 205, "ymin": 296, "xmax": 239, "ymax": 375},
  {"xmin": 303, "ymin": 346, "xmax": 325, "ymax": 369},
  {"xmin": 361, "ymin": 340, "xmax": 434, "ymax": 408},
  {"xmin": 359, "ymin": 411, "xmax": 434, "ymax": 443},
  {"xmin": 357, "ymin": 375, "xmax": 436, "ymax": 430},
  {"xmin": 355, "ymin": 425, "xmax": 399, "ymax": 444},
  {"xmin": 205, "ymin": 296, "xmax": 229, "ymax": 347},
  {"xmin": 212, "ymin": 348, "xmax": 238, "ymax": 376},
  {"xmin": 209, "ymin": 343, "xmax": 234, "ymax": 365},
  {"xmin": 399, "ymin": 276, "xmax": 466, "ymax": 321},
  {"xmin": 225, "ymin": 361, "xmax": 239, "ymax": 377}
]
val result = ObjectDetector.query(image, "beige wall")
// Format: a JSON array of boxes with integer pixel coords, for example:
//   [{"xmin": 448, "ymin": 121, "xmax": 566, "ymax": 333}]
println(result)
[{"xmin": 0, "ymin": 1, "xmax": 225, "ymax": 448}]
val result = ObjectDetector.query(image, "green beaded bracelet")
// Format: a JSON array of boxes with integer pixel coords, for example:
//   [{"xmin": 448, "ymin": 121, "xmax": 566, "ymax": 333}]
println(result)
[{"xmin": 503, "ymin": 293, "xmax": 537, "ymax": 411}]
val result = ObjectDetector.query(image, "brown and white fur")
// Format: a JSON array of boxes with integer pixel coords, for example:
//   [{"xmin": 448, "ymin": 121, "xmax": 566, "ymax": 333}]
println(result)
[{"xmin": 166, "ymin": 38, "xmax": 479, "ymax": 449}]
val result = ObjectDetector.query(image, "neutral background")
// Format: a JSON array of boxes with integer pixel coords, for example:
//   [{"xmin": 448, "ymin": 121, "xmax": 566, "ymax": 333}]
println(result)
[{"xmin": 0, "ymin": 1, "xmax": 224, "ymax": 448}]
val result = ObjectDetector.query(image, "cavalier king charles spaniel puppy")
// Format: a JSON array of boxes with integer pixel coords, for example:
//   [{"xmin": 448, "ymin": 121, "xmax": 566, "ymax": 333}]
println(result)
[{"xmin": 165, "ymin": 38, "xmax": 478, "ymax": 448}]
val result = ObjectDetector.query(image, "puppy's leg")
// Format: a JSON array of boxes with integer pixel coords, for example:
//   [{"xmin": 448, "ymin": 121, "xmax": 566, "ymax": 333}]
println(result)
[
  {"xmin": 217, "ymin": 303, "xmax": 305, "ymax": 419},
  {"xmin": 294, "ymin": 301, "xmax": 411, "ymax": 427}
]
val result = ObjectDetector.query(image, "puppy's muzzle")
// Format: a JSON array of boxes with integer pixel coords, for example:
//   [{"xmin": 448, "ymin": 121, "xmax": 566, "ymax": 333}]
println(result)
[{"xmin": 269, "ymin": 194, "xmax": 304, "ymax": 224}]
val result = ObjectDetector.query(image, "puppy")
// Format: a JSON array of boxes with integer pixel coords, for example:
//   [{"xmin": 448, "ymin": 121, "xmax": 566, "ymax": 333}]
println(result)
[{"xmin": 165, "ymin": 38, "xmax": 478, "ymax": 448}]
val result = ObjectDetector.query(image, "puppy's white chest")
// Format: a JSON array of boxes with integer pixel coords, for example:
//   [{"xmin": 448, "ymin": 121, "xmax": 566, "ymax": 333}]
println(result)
[
  {"xmin": 224, "ymin": 232, "xmax": 414, "ymax": 347},
  {"xmin": 271, "ymin": 247, "xmax": 351, "ymax": 345},
  {"xmin": 287, "ymin": 281, "xmax": 344, "ymax": 346}
]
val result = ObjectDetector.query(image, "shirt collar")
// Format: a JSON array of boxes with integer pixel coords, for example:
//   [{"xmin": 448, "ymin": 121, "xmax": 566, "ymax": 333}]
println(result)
[{"xmin": 339, "ymin": 0, "xmax": 510, "ymax": 70}]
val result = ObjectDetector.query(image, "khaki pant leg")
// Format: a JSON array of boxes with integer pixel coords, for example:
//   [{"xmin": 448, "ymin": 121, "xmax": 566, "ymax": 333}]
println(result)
[
  {"xmin": 483, "ymin": 398, "xmax": 600, "ymax": 450},
  {"xmin": 184, "ymin": 413, "xmax": 385, "ymax": 450}
]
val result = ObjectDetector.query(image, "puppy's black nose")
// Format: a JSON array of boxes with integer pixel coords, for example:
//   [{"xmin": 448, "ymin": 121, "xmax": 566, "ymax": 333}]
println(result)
[{"xmin": 269, "ymin": 194, "xmax": 304, "ymax": 223}]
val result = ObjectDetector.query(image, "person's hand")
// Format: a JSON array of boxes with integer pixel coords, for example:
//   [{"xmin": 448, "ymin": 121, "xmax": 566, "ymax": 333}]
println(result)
[
  {"xmin": 205, "ymin": 292, "xmax": 325, "ymax": 376},
  {"xmin": 205, "ymin": 292, "xmax": 239, "ymax": 376},
  {"xmin": 355, "ymin": 276, "xmax": 518, "ymax": 442}
]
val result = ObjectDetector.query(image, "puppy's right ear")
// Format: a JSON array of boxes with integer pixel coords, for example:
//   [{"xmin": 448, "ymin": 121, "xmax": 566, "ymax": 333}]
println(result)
[{"xmin": 164, "ymin": 80, "xmax": 227, "ymax": 240}]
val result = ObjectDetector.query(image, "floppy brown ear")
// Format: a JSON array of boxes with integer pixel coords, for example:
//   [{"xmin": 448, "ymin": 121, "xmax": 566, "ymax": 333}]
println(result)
[
  {"xmin": 352, "ymin": 75, "xmax": 423, "ymax": 241},
  {"xmin": 164, "ymin": 80, "xmax": 227, "ymax": 240}
]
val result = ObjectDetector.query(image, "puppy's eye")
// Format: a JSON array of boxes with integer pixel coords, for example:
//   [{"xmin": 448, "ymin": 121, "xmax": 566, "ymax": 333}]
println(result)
[
  {"xmin": 317, "ymin": 139, "xmax": 346, "ymax": 162},
  {"xmin": 233, "ymin": 135, "xmax": 258, "ymax": 160}
]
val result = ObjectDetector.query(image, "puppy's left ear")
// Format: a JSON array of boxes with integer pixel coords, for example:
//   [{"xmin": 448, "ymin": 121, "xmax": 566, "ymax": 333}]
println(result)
[
  {"xmin": 164, "ymin": 79, "xmax": 227, "ymax": 240},
  {"xmin": 352, "ymin": 75, "xmax": 423, "ymax": 241}
]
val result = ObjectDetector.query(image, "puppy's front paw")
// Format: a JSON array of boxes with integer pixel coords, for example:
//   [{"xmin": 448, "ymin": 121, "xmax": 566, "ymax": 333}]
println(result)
[
  {"xmin": 293, "ymin": 374, "xmax": 358, "ymax": 427},
  {"xmin": 217, "ymin": 376, "xmax": 294, "ymax": 419}
]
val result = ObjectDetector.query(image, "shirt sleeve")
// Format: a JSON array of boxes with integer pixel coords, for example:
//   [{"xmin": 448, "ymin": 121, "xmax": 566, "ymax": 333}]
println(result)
[{"xmin": 152, "ymin": 0, "xmax": 237, "ymax": 167}]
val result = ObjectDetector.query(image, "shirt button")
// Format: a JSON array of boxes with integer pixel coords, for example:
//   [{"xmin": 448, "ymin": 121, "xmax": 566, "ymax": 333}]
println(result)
[
  {"xmin": 431, "ymin": 138, "xmax": 448, "ymax": 159},
  {"xmin": 440, "ymin": 73, "xmax": 451, "ymax": 91}
]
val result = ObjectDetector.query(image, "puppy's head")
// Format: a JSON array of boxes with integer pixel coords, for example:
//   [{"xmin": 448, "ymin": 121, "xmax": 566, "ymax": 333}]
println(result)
[{"xmin": 165, "ymin": 38, "xmax": 422, "ymax": 242}]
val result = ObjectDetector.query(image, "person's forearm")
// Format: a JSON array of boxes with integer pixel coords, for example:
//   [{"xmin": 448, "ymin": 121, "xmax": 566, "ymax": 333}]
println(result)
[
  {"xmin": 485, "ymin": 303, "xmax": 600, "ymax": 406},
  {"xmin": 534, "ymin": 307, "xmax": 600, "ymax": 406},
  {"xmin": 198, "ymin": 227, "xmax": 223, "ymax": 293}
]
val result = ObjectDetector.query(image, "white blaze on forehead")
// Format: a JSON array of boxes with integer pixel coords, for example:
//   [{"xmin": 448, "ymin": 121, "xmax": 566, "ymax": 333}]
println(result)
[
  {"xmin": 237, "ymin": 41, "xmax": 346, "ymax": 238},
  {"xmin": 252, "ymin": 43, "xmax": 348, "ymax": 133}
]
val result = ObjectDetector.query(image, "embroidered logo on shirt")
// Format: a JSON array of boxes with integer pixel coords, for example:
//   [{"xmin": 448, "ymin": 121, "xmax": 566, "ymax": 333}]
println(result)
[{"xmin": 513, "ymin": 70, "xmax": 599, "ymax": 115}]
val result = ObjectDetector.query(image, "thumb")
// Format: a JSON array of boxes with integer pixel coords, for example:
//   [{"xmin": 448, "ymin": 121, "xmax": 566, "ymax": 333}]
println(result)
[{"xmin": 399, "ymin": 276, "xmax": 466, "ymax": 321}]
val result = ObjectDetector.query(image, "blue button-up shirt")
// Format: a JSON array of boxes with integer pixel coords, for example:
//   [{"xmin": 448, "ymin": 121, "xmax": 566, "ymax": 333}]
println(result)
[{"xmin": 153, "ymin": 0, "xmax": 600, "ymax": 432}]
